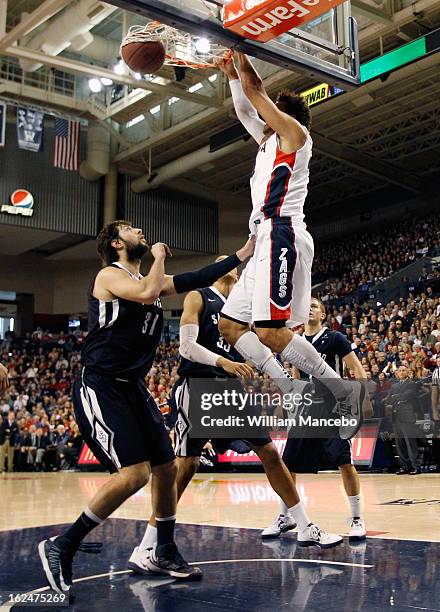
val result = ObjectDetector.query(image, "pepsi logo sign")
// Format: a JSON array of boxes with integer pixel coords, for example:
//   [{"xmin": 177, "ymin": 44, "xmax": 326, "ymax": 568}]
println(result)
[
  {"xmin": 1, "ymin": 189, "xmax": 34, "ymax": 216},
  {"xmin": 11, "ymin": 189, "xmax": 34, "ymax": 208}
]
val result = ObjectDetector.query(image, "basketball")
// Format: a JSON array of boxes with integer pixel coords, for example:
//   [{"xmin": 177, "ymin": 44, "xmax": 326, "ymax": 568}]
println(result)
[{"xmin": 121, "ymin": 40, "xmax": 166, "ymax": 74}]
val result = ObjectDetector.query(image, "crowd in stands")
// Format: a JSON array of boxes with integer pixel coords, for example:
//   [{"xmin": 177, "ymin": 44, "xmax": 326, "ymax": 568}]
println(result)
[
  {"xmin": 323, "ymin": 290, "xmax": 439, "ymax": 378},
  {"xmin": 0, "ymin": 330, "xmax": 85, "ymax": 472},
  {"xmin": 326, "ymin": 292, "xmax": 440, "ymax": 448},
  {"xmin": 0, "ymin": 213, "xmax": 439, "ymax": 472},
  {"xmin": 312, "ymin": 213, "xmax": 440, "ymax": 294}
]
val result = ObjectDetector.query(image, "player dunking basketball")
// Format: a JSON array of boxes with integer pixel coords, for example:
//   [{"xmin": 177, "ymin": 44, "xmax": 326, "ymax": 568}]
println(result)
[
  {"xmin": 38, "ymin": 221, "xmax": 255, "ymax": 593},
  {"xmin": 215, "ymin": 52, "xmax": 365, "ymax": 437},
  {"xmin": 128, "ymin": 259, "xmax": 342, "ymax": 573}
]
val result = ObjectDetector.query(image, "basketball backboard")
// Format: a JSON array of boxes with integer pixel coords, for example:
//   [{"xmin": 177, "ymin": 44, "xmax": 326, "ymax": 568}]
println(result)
[{"xmin": 108, "ymin": 0, "xmax": 360, "ymax": 88}]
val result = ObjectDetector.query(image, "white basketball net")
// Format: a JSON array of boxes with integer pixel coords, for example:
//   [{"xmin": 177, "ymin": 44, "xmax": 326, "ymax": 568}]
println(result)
[{"xmin": 121, "ymin": 22, "xmax": 230, "ymax": 70}]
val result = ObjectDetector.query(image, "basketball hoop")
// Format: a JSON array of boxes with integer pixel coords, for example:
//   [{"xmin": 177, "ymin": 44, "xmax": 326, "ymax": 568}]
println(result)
[{"xmin": 121, "ymin": 22, "xmax": 230, "ymax": 70}]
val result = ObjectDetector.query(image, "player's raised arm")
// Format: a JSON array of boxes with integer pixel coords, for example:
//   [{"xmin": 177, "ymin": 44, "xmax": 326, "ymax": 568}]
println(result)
[
  {"xmin": 179, "ymin": 291, "xmax": 254, "ymax": 378},
  {"xmin": 234, "ymin": 51, "xmax": 308, "ymax": 153},
  {"xmin": 95, "ymin": 242, "xmax": 170, "ymax": 304},
  {"xmin": 214, "ymin": 55, "xmax": 265, "ymax": 144},
  {"xmin": 160, "ymin": 236, "xmax": 255, "ymax": 297}
]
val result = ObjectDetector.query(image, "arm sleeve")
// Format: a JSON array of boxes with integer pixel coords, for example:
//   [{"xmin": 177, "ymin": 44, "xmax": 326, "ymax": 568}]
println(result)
[
  {"xmin": 173, "ymin": 253, "xmax": 240, "ymax": 295},
  {"xmin": 179, "ymin": 324, "xmax": 221, "ymax": 367},
  {"xmin": 229, "ymin": 79, "xmax": 265, "ymax": 144}
]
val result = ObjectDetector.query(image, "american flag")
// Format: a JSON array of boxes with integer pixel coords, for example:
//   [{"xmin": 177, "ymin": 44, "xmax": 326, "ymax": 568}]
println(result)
[{"xmin": 53, "ymin": 118, "xmax": 80, "ymax": 170}]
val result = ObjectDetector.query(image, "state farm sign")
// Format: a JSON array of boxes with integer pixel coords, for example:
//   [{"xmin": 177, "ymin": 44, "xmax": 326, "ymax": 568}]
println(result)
[{"xmin": 223, "ymin": 0, "xmax": 346, "ymax": 42}]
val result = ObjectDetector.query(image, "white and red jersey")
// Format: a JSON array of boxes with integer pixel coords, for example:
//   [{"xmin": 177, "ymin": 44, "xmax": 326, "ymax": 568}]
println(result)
[{"xmin": 249, "ymin": 130, "xmax": 312, "ymax": 233}]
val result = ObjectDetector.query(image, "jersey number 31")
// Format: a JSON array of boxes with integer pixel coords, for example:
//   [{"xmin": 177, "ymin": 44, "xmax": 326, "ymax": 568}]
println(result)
[{"xmin": 142, "ymin": 312, "xmax": 159, "ymax": 335}]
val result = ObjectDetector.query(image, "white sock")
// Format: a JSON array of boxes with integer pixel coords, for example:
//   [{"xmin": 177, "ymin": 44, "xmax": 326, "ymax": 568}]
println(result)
[
  {"xmin": 288, "ymin": 501, "xmax": 311, "ymax": 532},
  {"xmin": 280, "ymin": 334, "xmax": 351, "ymax": 400},
  {"xmin": 139, "ymin": 523, "xmax": 157, "ymax": 552},
  {"xmin": 234, "ymin": 331, "xmax": 301, "ymax": 395},
  {"xmin": 235, "ymin": 330, "xmax": 277, "ymax": 369},
  {"xmin": 348, "ymin": 494, "xmax": 363, "ymax": 519},
  {"xmin": 279, "ymin": 497, "xmax": 289, "ymax": 516}
]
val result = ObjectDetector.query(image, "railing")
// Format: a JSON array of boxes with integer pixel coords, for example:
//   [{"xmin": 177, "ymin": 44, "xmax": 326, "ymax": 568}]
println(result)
[{"xmin": 0, "ymin": 56, "xmax": 83, "ymax": 101}]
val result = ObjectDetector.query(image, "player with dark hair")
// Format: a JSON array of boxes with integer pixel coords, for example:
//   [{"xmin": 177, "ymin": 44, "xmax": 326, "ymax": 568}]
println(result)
[
  {"xmin": 262, "ymin": 297, "xmax": 372, "ymax": 541},
  {"xmin": 270, "ymin": 89, "xmax": 312, "ymax": 131},
  {"xmin": 215, "ymin": 51, "xmax": 365, "ymax": 440},
  {"xmin": 128, "ymin": 260, "xmax": 342, "ymax": 573},
  {"xmin": 38, "ymin": 221, "xmax": 255, "ymax": 593}
]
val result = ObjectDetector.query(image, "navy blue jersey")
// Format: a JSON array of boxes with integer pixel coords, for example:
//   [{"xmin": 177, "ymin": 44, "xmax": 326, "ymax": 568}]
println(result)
[
  {"xmin": 178, "ymin": 287, "xmax": 244, "ymax": 378},
  {"xmin": 304, "ymin": 328, "xmax": 352, "ymax": 376},
  {"xmin": 81, "ymin": 263, "xmax": 163, "ymax": 379}
]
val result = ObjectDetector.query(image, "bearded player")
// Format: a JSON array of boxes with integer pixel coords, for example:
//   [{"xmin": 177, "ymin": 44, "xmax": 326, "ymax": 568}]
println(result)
[
  {"xmin": 38, "ymin": 221, "xmax": 255, "ymax": 593},
  {"xmin": 215, "ymin": 52, "xmax": 364, "ymax": 439}
]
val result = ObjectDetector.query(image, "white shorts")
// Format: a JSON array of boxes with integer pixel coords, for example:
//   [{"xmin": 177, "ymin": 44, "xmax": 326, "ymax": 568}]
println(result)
[{"xmin": 221, "ymin": 217, "xmax": 314, "ymax": 327}]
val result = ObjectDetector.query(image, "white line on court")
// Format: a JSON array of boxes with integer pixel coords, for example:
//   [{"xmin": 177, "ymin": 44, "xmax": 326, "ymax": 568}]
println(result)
[
  {"xmin": 187, "ymin": 558, "xmax": 374, "ymax": 568},
  {"xmin": 0, "ymin": 557, "xmax": 373, "ymax": 611}
]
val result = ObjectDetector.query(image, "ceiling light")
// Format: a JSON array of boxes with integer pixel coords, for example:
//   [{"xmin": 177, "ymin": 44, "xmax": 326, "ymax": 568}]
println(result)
[
  {"xmin": 134, "ymin": 72, "xmax": 142, "ymax": 80},
  {"xmin": 126, "ymin": 114, "xmax": 144, "ymax": 127},
  {"xmin": 88, "ymin": 78, "xmax": 102, "ymax": 93},
  {"xmin": 189, "ymin": 82, "xmax": 203, "ymax": 92},
  {"xmin": 195, "ymin": 38, "xmax": 211, "ymax": 54},
  {"xmin": 101, "ymin": 77, "xmax": 113, "ymax": 86},
  {"xmin": 113, "ymin": 59, "xmax": 125, "ymax": 75}
]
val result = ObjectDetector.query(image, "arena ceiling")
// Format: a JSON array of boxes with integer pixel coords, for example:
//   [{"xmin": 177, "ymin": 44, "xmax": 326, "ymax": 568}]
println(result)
[{"xmin": 1, "ymin": 0, "xmax": 440, "ymax": 242}]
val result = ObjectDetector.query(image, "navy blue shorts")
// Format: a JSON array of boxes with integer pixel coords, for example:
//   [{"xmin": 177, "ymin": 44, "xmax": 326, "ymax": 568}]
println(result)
[
  {"xmin": 73, "ymin": 368, "xmax": 175, "ymax": 473},
  {"xmin": 282, "ymin": 436, "xmax": 352, "ymax": 473},
  {"xmin": 173, "ymin": 378, "xmax": 272, "ymax": 457}
]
